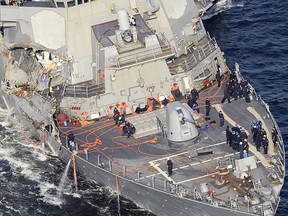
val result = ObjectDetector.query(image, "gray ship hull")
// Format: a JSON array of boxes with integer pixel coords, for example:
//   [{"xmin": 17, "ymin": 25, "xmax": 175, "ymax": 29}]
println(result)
[
  {"xmin": 1, "ymin": 86, "xmax": 283, "ymax": 216},
  {"xmin": 59, "ymin": 147, "xmax": 255, "ymax": 216}
]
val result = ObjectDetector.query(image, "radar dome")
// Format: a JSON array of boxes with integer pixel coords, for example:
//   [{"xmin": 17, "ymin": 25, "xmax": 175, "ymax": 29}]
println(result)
[{"xmin": 146, "ymin": 0, "xmax": 160, "ymax": 14}]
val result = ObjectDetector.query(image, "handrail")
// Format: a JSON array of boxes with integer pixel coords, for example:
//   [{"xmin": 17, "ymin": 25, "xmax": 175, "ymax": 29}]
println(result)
[
  {"xmin": 64, "ymin": 80, "xmax": 105, "ymax": 98},
  {"xmin": 106, "ymin": 45, "xmax": 175, "ymax": 70},
  {"xmin": 168, "ymin": 38, "xmax": 217, "ymax": 74},
  {"xmin": 235, "ymin": 65, "xmax": 286, "ymax": 179}
]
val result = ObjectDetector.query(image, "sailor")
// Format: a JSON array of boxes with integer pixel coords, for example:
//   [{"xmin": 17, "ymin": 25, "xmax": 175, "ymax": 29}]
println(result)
[
  {"xmin": 243, "ymin": 87, "xmax": 250, "ymax": 103},
  {"xmin": 127, "ymin": 123, "xmax": 136, "ymax": 138},
  {"xmin": 252, "ymin": 125, "xmax": 257, "ymax": 143},
  {"xmin": 250, "ymin": 121, "xmax": 255, "ymax": 132},
  {"xmin": 232, "ymin": 124, "xmax": 241, "ymax": 134},
  {"xmin": 192, "ymin": 101, "xmax": 199, "ymax": 113},
  {"xmin": 114, "ymin": 113, "xmax": 120, "ymax": 125},
  {"xmin": 162, "ymin": 97, "xmax": 169, "ymax": 106},
  {"xmin": 225, "ymin": 126, "xmax": 231, "ymax": 145},
  {"xmin": 230, "ymin": 131, "xmax": 237, "ymax": 150},
  {"xmin": 129, "ymin": 15, "xmax": 136, "ymax": 26},
  {"xmin": 243, "ymin": 139, "xmax": 249, "ymax": 156},
  {"xmin": 67, "ymin": 133, "xmax": 75, "ymax": 144},
  {"xmin": 187, "ymin": 96, "xmax": 194, "ymax": 109},
  {"xmin": 235, "ymin": 132, "xmax": 241, "ymax": 152},
  {"xmin": 271, "ymin": 126, "xmax": 278, "ymax": 147},
  {"xmin": 216, "ymin": 71, "xmax": 221, "ymax": 87},
  {"xmin": 262, "ymin": 135, "xmax": 269, "ymax": 154},
  {"xmin": 167, "ymin": 159, "xmax": 173, "ymax": 177},
  {"xmin": 240, "ymin": 128, "xmax": 248, "ymax": 141},
  {"xmin": 239, "ymin": 142, "xmax": 244, "ymax": 159},
  {"xmin": 243, "ymin": 150, "xmax": 248, "ymax": 158},
  {"xmin": 233, "ymin": 82, "xmax": 240, "ymax": 100},
  {"xmin": 123, "ymin": 121, "xmax": 136, "ymax": 138},
  {"xmin": 190, "ymin": 87, "xmax": 199, "ymax": 103},
  {"xmin": 67, "ymin": 132, "xmax": 75, "ymax": 151},
  {"xmin": 117, "ymin": 113, "xmax": 125, "ymax": 126},
  {"xmin": 219, "ymin": 111, "xmax": 224, "ymax": 127},
  {"xmin": 221, "ymin": 83, "xmax": 231, "ymax": 104},
  {"xmin": 255, "ymin": 130, "xmax": 263, "ymax": 151},
  {"xmin": 205, "ymin": 98, "xmax": 211, "ymax": 116},
  {"xmin": 113, "ymin": 107, "xmax": 120, "ymax": 122},
  {"xmin": 122, "ymin": 121, "xmax": 129, "ymax": 136},
  {"xmin": 152, "ymin": 98, "xmax": 160, "ymax": 110},
  {"xmin": 256, "ymin": 120, "xmax": 262, "ymax": 130}
]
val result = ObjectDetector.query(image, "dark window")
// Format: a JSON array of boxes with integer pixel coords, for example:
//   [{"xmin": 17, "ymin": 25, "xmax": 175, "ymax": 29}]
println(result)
[
  {"xmin": 67, "ymin": 0, "xmax": 75, "ymax": 7},
  {"xmin": 56, "ymin": 1, "xmax": 65, "ymax": 7}
]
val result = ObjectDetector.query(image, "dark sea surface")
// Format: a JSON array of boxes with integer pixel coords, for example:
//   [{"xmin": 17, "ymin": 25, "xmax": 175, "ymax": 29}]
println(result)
[{"xmin": 0, "ymin": 0, "xmax": 287, "ymax": 215}]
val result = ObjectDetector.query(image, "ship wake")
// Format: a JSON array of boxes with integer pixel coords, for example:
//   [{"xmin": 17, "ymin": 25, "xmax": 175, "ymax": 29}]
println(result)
[{"xmin": 203, "ymin": 0, "xmax": 245, "ymax": 20}]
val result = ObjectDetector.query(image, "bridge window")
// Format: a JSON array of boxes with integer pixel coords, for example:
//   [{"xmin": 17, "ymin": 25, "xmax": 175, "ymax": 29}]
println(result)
[
  {"xmin": 67, "ymin": 0, "xmax": 75, "ymax": 7},
  {"xmin": 56, "ymin": 1, "xmax": 65, "ymax": 7}
]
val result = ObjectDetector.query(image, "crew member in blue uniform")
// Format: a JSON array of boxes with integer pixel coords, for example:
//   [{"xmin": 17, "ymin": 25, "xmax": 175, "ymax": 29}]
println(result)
[
  {"xmin": 167, "ymin": 159, "xmax": 173, "ymax": 177},
  {"xmin": 219, "ymin": 111, "xmax": 224, "ymax": 127},
  {"xmin": 216, "ymin": 71, "xmax": 221, "ymax": 87},
  {"xmin": 190, "ymin": 87, "xmax": 199, "ymax": 103},
  {"xmin": 226, "ymin": 126, "xmax": 231, "ymax": 145},
  {"xmin": 221, "ymin": 83, "xmax": 231, "ymax": 104},
  {"xmin": 262, "ymin": 135, "xmax": 269, "ymax": 154},
  {"xmin": 243, "ymin": 139, "xmax": 249, "ymax": 157},
  {"xmin": 67, "ymin": 132, "xmax": 75, "ymax": 151},
  {"xmin": 205, "ymin": 98, "xmax": 211, "ymax": 116},
  {"xmin": 239, "ymin": 142, "xmax": 244, "ymax": 159}
]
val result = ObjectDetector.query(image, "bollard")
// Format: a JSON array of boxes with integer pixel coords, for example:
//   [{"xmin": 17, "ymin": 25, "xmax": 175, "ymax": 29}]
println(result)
[
  {"xmin": 137, "ymin": 171, "xmax": 140, "ymax": 182},
  {"xmin": 152, "ymin": 176, "xmax": 155, "ymax": 188},
  {"xmin": 109, "ymin": 160, "xmax": 112, "ymax": 171},
  {"xmin": 123, "ymin": 166, "xmax": 126, "ymax": 177},
  {"xmin": 84, "ymin": 149, "xmax": 88, "ymax": 161},
  {"xmin": 98, "ymin": 155, "xmax": 100, "ymax": 166}
]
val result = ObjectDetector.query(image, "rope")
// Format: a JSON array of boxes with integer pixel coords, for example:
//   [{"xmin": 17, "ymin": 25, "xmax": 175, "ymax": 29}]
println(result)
[{"xmin": 72, "ymin": 152, "xmax": 78, "ymax": 192}]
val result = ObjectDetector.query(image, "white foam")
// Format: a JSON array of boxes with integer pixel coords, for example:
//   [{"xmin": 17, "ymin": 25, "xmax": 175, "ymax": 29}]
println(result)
[
  {"xmin": 39, "ymin": 182, "xmax": 65, "ymax": 206},
  {"xmin": 202, "ymin": 0, "xmax": 244, "ymax": 20}
]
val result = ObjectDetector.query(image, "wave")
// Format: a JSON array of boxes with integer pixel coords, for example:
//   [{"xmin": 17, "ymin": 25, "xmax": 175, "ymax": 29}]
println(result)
[{"xmin": 202, "ymin": 0, "xmax": 245, "ymax": 20}]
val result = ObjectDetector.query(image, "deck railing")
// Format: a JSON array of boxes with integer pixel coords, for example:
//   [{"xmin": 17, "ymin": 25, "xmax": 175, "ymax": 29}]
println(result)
[
  {"xmin": 106, "ymin": 45, "xmax": 175, "ymax": 70},
  {"xmin": 168, "ymin": 38, "xmax": 217, "ymax": 77},
  {"xmin": 64, "ymin": 80, "xmax": 105, "ymax": 98},
  {"xmin": 235, "ymin": 64, "xmax": 285, "ymax": 180}
]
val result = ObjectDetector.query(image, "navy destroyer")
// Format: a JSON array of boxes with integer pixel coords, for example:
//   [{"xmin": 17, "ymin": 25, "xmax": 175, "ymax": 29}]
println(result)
[{"xmin": 0, "ymin": 0, "xmax": 285, "ymax": 215}]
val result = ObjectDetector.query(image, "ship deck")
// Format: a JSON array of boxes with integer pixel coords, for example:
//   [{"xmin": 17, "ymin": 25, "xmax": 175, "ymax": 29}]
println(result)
[{"xmin": 59, "ymin": 75, "xmax": 284, "ymax": 214}]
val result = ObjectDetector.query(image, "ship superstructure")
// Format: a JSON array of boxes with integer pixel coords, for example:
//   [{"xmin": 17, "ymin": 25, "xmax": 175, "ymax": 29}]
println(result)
[{"xmin": 0, "ymin": 0, "xmax": 285, "ymax": 215}]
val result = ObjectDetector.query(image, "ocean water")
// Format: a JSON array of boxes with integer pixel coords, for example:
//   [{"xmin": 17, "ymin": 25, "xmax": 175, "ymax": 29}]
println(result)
[
  {"xmin": 0, "ymin": 0, "xmax": 287, "ymax": 215},
  {"xmin": 203, "ymin": 0, "xmax": 288, "ymax": 215}
]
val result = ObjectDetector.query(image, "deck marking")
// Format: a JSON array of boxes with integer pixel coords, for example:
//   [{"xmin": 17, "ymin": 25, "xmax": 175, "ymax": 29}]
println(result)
[
  {"xmin": 247, "ymin": 106, "xmax": 275, "ymax": 155},
  {"xmin": 189, "ymin": 152, "xmax": 238, "ymax": 167},
  {"xmin": 149, "ymin": 141, "xmax": 226, "ymax": 164},
  {"xmin": 141, "ymin": 152, "xmax": 239, "ymax": 182},
  {"xmin": 177, "ymin": 172, "xmax": 219, "ymax": 184},
  {"xmin": 179, "ymin": 165, "xmax": 189, "ymax": 169},
  {"xmin": 149, "ymin": 162, "xmax": 176, "ymax": 184},
  {"xmin": 214, "ymin": 104, "xmax": 272, "ymax": 168},
  {"xmin": 197, "ymin": 141, "xmax": 226, "ymax": 150}
]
